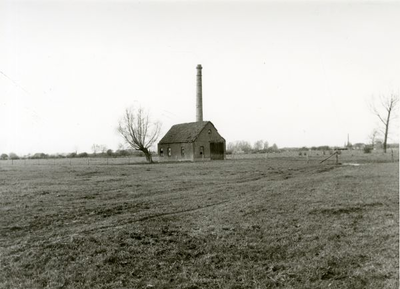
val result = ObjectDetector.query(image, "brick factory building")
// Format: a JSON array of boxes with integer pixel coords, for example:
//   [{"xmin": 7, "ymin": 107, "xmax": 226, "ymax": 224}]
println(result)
[{"xmin": 158, "ymin": 65, "xmax": 226, "ymax": 161}]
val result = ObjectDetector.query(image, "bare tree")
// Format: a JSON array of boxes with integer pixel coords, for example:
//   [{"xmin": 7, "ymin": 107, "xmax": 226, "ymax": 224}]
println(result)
[
  {"xmin": 253, "ymin": 140, "xmax": 264, "ymax": 152},
  {"xmin": 118, "ymin": 107, "xmax": 161, "ymax": 163},
  {"xmin": 370, "ymin": 93, "xmax": 399, "ymax": 153},
  {"xmin": 263, "ymin": 141, "xmax": 269, "ymax": 150},
  {"xmin": 227, "ymin": 140, "xmax": 252, "ymax": 154},
  {"xmin": 9, "ymin": 152, "xmax": 19, "ymax": 160},
  {"xmin": 270, "ymin": 143, "xmax": 279, "ymax": 152},
  {"xmin": 91, "ymin": 144, "xmax": 99, "ymax": 156},
  {"xmin": 368, "ymin": 129, "xmax": 378, "ymax": 148}
]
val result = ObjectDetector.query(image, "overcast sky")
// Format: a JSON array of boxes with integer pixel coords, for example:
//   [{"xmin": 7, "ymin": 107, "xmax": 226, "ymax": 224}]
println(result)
[{"xmin": 1, "ymin": 0, "xmax": 399, "ymax": 155}]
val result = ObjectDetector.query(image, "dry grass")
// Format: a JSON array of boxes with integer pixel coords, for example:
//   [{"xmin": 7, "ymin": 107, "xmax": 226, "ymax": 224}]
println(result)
[{"xmin": 0, "ymin": 153, "xmax": 398, "ymax": 288}]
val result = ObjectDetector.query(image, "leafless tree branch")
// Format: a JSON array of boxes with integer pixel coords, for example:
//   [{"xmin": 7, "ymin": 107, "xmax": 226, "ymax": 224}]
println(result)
[
  {"xmin": 118, "ymin": 107, "xmax": 161, "ymax": 163},
  {"xmin": 370, "ymin": 93, "xmax": 399, "ymax": 153}
]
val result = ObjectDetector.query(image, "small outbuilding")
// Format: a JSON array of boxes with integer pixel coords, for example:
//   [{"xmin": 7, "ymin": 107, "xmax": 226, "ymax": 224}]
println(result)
[{"xmin": 158, "ymin": 121, "xmax": 226, "ymax": 162}]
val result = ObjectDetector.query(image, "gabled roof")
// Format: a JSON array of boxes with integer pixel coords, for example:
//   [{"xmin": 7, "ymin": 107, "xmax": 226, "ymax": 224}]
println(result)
[{"xmin": 158, "ymin": 121, "xmax": 212, "ymax": 144}]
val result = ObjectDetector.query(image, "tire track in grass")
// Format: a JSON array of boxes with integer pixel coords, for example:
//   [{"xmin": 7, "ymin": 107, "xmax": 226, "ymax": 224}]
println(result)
[
  {"xmin": 78, "ymin": 164, "xmax": 325, "ymax": 233},
  {"xmin": 78, "ymin": 199, "xmax": 231, "ymax": 234},
  {"xmin": 132, "ymin": 200, "xmax": 231, "ymax": 223}
]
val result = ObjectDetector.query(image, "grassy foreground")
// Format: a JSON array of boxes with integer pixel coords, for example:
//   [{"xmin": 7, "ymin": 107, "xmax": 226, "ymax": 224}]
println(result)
[{"xmin": 0, "ymin": 156, "xmax": 398, "ymax": 288}]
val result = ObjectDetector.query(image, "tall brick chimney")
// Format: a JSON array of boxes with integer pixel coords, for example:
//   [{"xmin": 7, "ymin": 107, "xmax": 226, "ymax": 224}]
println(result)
[{"xmin": 196, "ymin": 64, "xmax": 203, "ymax": 122}]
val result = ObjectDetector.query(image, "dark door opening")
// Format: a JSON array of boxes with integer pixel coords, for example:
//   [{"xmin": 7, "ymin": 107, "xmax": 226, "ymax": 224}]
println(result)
[{"xmin": 210, "ymin": 142, "xmax": 225, "ymax": 160}]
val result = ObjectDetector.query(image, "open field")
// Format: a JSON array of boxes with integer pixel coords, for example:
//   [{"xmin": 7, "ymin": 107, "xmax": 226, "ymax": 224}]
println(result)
[
  {"xmin": 0, "ymin": 153, "xmax": 398, "ymax": 288},
  {"xmin": 1, "ymin": 148, "xmax": 398, "ymax": 167}
]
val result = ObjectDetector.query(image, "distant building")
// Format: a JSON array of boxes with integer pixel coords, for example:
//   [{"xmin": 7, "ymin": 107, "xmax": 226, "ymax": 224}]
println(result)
[
  {"xmin": 353, "ymin": 143, "xmax": 366, "ymax": 150},
  {"xmin": 157, "ymin": 65, "xmax": 226, "ymax": 162}
]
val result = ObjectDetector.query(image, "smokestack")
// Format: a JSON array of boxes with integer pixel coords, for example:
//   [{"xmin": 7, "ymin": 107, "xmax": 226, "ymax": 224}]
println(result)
[{"xmin": 196, "ymin": 64, "xmax": 203, "ymax": 122}]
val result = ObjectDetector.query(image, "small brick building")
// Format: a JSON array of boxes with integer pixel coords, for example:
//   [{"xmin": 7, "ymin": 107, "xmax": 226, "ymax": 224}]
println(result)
[
  {"xmin": 158, "ymin": 65, "xmax": 226, "ymax": 162},
  {"xmin": 158, "ymin": 121, "xmax": 226, "ymax": 162}
]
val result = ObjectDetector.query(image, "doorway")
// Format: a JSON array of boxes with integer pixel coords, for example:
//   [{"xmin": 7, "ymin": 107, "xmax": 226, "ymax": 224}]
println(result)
[{"xmin": 210, "ymin": 142, "xmax": 225, "ymax": 160}]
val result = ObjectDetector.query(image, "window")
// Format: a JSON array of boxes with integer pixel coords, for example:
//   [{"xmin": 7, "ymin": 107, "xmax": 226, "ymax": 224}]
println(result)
[
  {"xmin": 208, "ymin": 129, "xmax": 212, "ymax": 134},
  {"xmin": 181, "ymin": 147, "xmax": 185, "ymax": 157},
  {"xmin": 199, "ymin": 146, "xmax": 204, "ymax": 156},
  {"xmin": 167, "ymin": 147, "xmax": 172, "ymax": 157},
  {"xmin": 160, "ymin": 148, "xmax": 164, "ymax": 157}
]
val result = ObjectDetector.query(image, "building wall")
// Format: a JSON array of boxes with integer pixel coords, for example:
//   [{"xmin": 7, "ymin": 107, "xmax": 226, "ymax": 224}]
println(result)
[
  {"xmin": 193, "ymin": 140, "xmax": 211, "ymax": 160},
  {"xmin": 193, "ymin": 123, "xmax": 225, "ymax": 160},
  {"xmin": 158, "ymin": 142, "xmax": 194, "ymax": 162}
]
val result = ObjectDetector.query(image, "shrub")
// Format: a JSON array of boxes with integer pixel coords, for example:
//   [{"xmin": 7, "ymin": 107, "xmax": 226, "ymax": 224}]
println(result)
[
  {"xmin": 364, "ymin": 146, "xmax": 373, "ymax": 154},
  {"xmin": 67, "ymin": 152, "xmax": 77, "ymax": 158},
  {"xmin": 115, "ymin": 150, "xmax": 130, "ymax": 157},
  {"xmin": 31, "ymin": 153, "xmax": 48, "ymax": 159},
  {"xmin": 9, "ymin": 153, "xmax": 19, "ymax": 160}
]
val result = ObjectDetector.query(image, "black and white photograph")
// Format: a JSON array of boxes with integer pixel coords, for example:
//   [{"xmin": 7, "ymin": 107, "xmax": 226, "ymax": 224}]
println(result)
[{"xmin": 1, "ymin": 0, "xmax": 399, "ymax": 288}]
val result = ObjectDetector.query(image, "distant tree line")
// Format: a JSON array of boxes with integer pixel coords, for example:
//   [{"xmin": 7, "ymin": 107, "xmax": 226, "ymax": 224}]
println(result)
[
  {"xmin": 0, "ymin": 149, "xmax": 145, "ymax": 160},
  {"xmin": 0, "ymin": 153, "xmax": 19, "ymax": 160},
  {"xmin": 225, "ymin": 140, "xmax": 399, "ymax": 156},
  {"xmin": 227, "ymin": 140, "xmax": 340, "ymax": 155},
  {"xmin": 65, "ymin": 149, "xmax": 145, "ymax": 159},
  {"xmin": 227, "ymin": 140, "xmax": 279, "ymax": 154}
]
